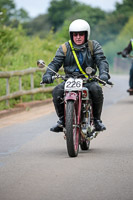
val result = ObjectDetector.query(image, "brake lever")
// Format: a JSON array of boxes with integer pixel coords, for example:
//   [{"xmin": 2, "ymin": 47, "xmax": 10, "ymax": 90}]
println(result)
[
  {"xmin": 95, "ymin": 77, "xmax": 106, "ymax": 85},
  {"xmin": 107, "ymin": 80, "xmax": 114, "ymax": 86}
]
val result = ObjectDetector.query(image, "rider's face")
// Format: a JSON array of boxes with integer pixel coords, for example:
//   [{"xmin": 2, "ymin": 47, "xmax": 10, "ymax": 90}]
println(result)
[{"xmin": 73, "ymin": 32, "xmax": 85, "ymax": 45}]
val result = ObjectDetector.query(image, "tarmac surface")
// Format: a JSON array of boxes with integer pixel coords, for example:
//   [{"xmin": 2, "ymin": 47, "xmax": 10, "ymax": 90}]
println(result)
[{"xmin": 0, "ymin": 74, "xmax": 133, "ymax": 200}]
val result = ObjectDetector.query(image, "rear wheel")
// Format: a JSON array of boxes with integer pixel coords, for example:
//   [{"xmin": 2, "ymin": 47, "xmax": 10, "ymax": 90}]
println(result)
[{"xmin": 66, "ymin": 100, "xmax": 79, "ymax": 157}]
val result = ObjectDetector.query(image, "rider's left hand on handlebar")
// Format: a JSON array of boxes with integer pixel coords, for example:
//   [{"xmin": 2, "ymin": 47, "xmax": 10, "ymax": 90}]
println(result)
[{"xmin": 99, "ymin": 73, "xmax": 109, "ymax": 83}]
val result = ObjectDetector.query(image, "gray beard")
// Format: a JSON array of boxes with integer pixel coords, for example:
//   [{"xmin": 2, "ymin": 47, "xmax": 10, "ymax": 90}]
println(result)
[{"xmin": 72, "ymin": 41, "xmax": 88, "ymax": 51}]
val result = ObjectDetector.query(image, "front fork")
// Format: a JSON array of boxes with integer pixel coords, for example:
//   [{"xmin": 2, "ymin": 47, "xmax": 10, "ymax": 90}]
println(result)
[{"xmin": 64, "ymin": 91, "xmax": 82, "ymax": 126}]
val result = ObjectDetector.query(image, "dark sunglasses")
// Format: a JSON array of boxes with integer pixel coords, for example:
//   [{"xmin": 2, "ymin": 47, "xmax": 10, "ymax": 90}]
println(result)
[{"xmin": 73, "ymin": 32, "xmax": 85, "ymax": 36}]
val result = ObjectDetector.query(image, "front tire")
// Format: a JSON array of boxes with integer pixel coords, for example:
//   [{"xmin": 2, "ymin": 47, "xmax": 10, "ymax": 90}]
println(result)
[{"xmin": 66, "ymin": 100, "xmax": 79, "ymax": 157}]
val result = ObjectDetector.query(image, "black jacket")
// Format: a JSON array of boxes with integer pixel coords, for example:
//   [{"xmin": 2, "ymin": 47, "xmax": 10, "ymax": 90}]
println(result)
[{"xmin": 46, "ymin": 40, "xmax": 109, "ymax": 77}]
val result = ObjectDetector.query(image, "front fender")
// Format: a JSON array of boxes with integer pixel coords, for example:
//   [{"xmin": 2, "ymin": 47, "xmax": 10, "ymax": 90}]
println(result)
[{"xmin": 65, "ymin": 92, "xmax": 78, "ymax": 102}]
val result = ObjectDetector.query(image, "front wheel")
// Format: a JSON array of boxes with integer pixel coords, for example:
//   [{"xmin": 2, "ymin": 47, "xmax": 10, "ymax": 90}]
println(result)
[{"xmin": 65, "ymin": 100, "xmax": 79, "ymax": 157}]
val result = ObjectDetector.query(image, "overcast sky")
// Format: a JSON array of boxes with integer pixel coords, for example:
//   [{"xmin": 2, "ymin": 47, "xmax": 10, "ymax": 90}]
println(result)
[{"xmin": 14, "ymin": 0, "xmax": 123, "ymax": 18}]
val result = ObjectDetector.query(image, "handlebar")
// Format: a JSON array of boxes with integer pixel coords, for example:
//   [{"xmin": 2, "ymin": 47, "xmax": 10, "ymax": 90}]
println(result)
[
  {"xmin": 117, "ymin": 52, "xmax": 133, "ymax": 58},
  {"xmin": 106, "ymin": 80, "xmax": 114, "ymax": 86},
  {"xmin": 94, "ymin": 76, "xmax": 113, "ymax": 86},
  {"xmin": 117, "ymin": 52, "xmax": 122, "ymax": 55},
  {"xmin": 37, "ymin": 60, "xmax": 113, "ymax": 86},
  {"xmin": 40, "ymin": 74, "xmax": 113, "ymax": 87}
]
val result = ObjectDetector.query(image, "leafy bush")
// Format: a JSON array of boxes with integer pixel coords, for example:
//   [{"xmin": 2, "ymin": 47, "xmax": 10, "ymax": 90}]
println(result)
[{"xmin": 0, "ymin": 26, "xmax": 62, "ymax": 110}]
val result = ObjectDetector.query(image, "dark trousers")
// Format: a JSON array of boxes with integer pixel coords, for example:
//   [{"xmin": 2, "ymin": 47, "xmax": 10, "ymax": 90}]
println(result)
[
  {"xmin": 52, "ymin": 81, "xmax": 104, "ymax": 120},
  {"xmin": 129, "ymin": 62, "xmax": 133, "ymax": 89}
]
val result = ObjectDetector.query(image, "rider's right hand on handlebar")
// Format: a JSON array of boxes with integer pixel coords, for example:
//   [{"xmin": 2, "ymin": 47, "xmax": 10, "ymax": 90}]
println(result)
[{"xmin": 42, "ymin": 74, "xmax": 53, "ymax": 84}]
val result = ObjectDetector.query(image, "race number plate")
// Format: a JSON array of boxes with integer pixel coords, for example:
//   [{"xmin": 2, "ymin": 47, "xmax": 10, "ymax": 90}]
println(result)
[{"xmin": 65, "ymin": 78, "xmax": 83, "ymax": 91}]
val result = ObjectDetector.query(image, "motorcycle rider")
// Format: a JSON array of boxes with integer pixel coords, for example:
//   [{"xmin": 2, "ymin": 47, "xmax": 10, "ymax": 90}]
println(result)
[
  {"xmin": 120, "ymin": 39, "xmax": 133, "ymax": 92},
  {"xmin": 42, "ymin": 19, "xmax": 110, "ymax": 132}
]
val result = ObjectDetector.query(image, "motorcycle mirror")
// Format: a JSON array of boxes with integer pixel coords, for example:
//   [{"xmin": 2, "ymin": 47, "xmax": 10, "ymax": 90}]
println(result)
[
  {"xmin": 85, "ymin": 67, "xmax": 93, "ymax": 75},
  {"xmin": 37, "ymin": 60, "xmax": 45, "ymax": 68}
]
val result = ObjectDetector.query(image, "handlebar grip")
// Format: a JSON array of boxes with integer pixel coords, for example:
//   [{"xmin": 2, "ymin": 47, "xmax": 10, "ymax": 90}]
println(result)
[
  {"xmin": 40, "ymin": 81, "xmax": 44, "ymax": 85},
  {"xmin": 52, "ymin": 76, "xmax": 57, "ymax": 81},
  {"xmin": 117, "ymin": 52, "xmax": 122, "ymax": 55},
  {"xmin": 97, "ymin": 79, "xmax": 106, "ymax": 85}
]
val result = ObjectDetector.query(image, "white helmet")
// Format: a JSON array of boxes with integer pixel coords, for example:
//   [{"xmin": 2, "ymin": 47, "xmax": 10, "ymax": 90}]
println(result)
[{"xmin": 69, "ymin": 19, "xmax": 90, "ymax": 42}]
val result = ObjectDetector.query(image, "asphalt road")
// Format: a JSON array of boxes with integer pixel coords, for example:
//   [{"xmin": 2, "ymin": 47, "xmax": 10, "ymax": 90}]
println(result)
[{"xmin": 0, "ymin": 74, "xmax": 133, "ymax": 200}]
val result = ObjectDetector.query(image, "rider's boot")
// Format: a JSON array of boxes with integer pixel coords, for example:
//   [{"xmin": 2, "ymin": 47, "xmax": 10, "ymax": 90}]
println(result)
[
  {"xmin": 93, "ymin": 102, "xmax": 106, "ymax": 131},
  {"xmin": 94, "ymin": 119, "xmax": 106, "ymax": 131},
  {"xmin": 50, "ymin": 116, "xmax": 65, "ymax": 132},
  {"xmin": 50, "ymin": 101, "xmax": 65, "ymax": 132},
  {"xmin": 127, "ymin": 88, "xmax": 133, "ymax": 92}
]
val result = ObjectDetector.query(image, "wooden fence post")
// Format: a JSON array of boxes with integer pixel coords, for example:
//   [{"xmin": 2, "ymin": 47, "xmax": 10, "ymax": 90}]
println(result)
[
  {"xmin": 19, "ymin": 76, "xmax": 22, "ymax": 102},
  {"xmin": 31, "ymin": 73, "xmax": 34, "ymax": 100},
  {"xmin": 6, "ymin": 78, "xmax": 10, "ymax": 106}
]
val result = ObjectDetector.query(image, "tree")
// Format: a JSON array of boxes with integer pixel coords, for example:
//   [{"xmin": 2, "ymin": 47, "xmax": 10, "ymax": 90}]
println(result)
[
  {"xmin": 48, "ymin": 0, "xmax": 78, "ymax": 31},
  {"xmin": 14, "ymin": 8, "xmax": 30, "ymax": 23},
  {"xmin": 0, "ymin": 0, "xmax": 15, "ymax": 24},
  {"xmin": 0, "ymin": 0, "xmax": 30, "ymax": 26},
  {"xmin": 102, "ymin": 16, "xmax": 133, "ymax": 66},
  {"xmin": 64, "ymin": 3, "xmax": 106, "ymax": 40},
  {"xmin": 23, "ymin": 14, "xmax": 51, "ymax": 38},
  {"xmin": 96, "ymin": 0, "xmax": 133, "ymax": 45},
  {"xmin": 115, "ymin": 0, "xmax": 133, "ymax": 16},
  {"xmin": 118, "ymin": 16, "xmax": 133, "ymax": 41},
  {"xmin": 92, "ymin": 12, "xmax": 128, "ymax": 45},
  {"xmin": 53, "ymin": 3, "xmax": 107, "ymax": 44}
]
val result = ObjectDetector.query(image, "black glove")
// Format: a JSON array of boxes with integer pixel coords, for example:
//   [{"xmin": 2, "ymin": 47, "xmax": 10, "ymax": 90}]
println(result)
[
  {"xmin": 99, "ymin": 73, "xmax": 109, "ymax": 83},
  {"xmin": 121, "ymin": 50, "xmax": 127, "ymax": 58},
  {"xmin": 42, "ymin": 74, "xmax": 53, "ymax": 84},
  {"xmin": 117, "ymin": 52, "xmax": 122, "ymax": 55}
]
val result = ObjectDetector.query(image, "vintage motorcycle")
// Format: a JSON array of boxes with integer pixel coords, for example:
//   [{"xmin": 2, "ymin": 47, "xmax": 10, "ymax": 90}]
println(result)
[{"xmin": 37, "ymin": 60, "xmax": 113, "ymax": 157}]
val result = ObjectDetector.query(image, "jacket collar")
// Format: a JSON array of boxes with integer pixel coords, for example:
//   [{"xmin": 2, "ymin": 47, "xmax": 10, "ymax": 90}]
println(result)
[{"xmin": 72, "ymin": 41, "xmax": 88, "ymax": 51}]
